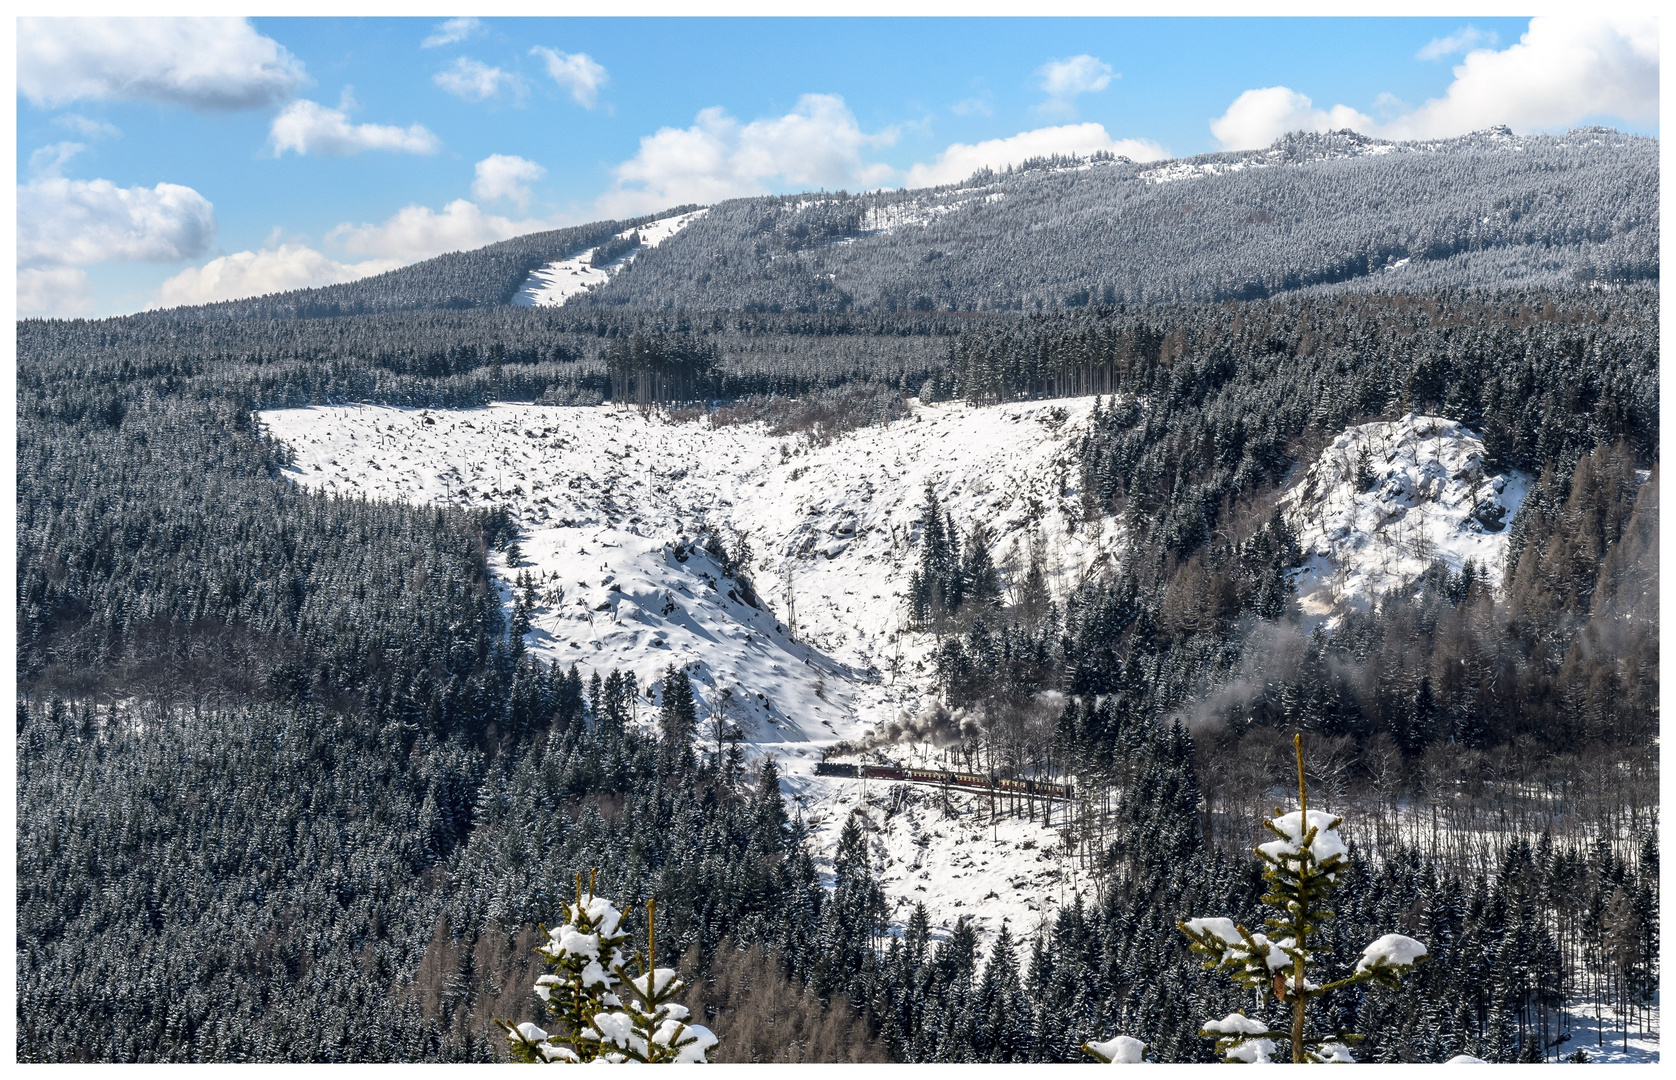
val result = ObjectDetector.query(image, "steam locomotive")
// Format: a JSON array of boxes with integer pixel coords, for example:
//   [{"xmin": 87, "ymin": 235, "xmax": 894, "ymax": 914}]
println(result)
[{"xmin": 814, "ymin": 760, "xmax": 1073, "ymax": 801}]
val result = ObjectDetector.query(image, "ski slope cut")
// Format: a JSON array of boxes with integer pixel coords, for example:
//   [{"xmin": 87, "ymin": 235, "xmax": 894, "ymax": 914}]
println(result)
[
  {"xmin": 1281, "ymin": 414, "xmax": 1530, "ymax": 616},
  {"xmin": 512, "ymin": 209, "xmax": 707, "ymax": 307},
  {"xmin": 258, "ymin": 396, "xmax": 1120, "ymax": 941}
]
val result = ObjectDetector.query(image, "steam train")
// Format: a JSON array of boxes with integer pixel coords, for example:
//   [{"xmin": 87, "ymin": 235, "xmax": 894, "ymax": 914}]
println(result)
[{"xmin": 814, "ymin": 760, "xmax": 1074, "ymax": 801}]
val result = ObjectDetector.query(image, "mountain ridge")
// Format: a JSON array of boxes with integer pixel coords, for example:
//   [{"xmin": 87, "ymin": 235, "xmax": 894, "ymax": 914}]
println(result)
[{"xmin": 117, "ymin": 126, "xmax": 1655, "ymax": 323}]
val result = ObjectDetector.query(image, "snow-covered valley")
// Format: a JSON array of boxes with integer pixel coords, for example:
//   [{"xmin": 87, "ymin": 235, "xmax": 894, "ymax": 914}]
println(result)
[
  {"xmin": 259, "ymin": 396, "xmax": 1119, "ymax": 942},
  {"xmin": 258, "ymin": 400, "xmax": 1549, "ymax": 944}
]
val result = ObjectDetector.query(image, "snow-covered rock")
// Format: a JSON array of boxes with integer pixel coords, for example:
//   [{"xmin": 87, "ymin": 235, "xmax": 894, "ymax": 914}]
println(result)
[
  {"xmin": 258, "ymin": 396, "xmax": 1120, "ymax": 942},
  {"xmin": 1281, "ymin": 413, "xmax": 1530, "ymax": 616}
]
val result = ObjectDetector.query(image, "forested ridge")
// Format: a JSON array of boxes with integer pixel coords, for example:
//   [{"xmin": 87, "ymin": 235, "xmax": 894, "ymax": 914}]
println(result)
[
  {"xmin": 124, "ymin": 127, "xmax": 1656, "ymax": 322},
  {"xmin": 17, "ymin": 233, "xmax": 1658, "ymax": 1062}
]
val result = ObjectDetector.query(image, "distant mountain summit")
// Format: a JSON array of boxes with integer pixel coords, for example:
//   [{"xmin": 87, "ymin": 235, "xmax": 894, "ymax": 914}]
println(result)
[{"xmin": 142, "ymin": 127, "xmax": 1655, "ymax": 321}]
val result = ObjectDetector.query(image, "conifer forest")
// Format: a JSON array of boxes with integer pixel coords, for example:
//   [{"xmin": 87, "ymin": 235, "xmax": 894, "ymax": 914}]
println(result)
[{"xmin": 15, "ymin": 125, "xmax": 1659, "ymax": 1063}]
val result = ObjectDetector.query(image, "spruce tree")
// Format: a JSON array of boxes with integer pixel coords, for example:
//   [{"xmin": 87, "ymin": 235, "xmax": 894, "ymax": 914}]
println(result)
[{"xmin": 658, "ymin": 666, "xmax": 697, "ymax": 744}]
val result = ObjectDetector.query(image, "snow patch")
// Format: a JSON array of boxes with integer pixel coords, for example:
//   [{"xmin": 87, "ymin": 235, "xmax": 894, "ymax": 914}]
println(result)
[
  {"xmin": 1354, "ymin": 933, "xmax": 1428, "ymax": 974},
  {"xmin": 1086, "ymin": 1034, "xmax": 1147, "ymax": 1063},
  {"xmin": 512, "ymin": 209, "xmax": 707, "ymax": 307}
]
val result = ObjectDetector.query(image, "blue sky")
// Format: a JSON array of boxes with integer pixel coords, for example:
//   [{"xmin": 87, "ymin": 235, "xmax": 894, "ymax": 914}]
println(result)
[{"xmin": 16, "ymin": 16, "xmax": 1660, "ymax": 318}]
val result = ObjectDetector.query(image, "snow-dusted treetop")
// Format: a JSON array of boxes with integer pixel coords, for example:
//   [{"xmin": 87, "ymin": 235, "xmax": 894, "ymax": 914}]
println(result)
[{"xmin": 1257, "ymin": 808, "xmax": 1347, "ymax": 865}]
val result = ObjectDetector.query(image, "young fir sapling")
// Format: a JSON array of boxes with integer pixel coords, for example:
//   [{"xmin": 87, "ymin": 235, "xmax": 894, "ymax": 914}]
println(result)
[
  {"xmin": 1180, "ymin": 734, "xmax": 1426, "ymax": 1063},
  {"xmin": 501, "ymin": 873, "xmax": 718, "ymax": 1063},
  {"xmin": 1083, "ymin": 734, "xmax": 1428, "ymax": 1064}
]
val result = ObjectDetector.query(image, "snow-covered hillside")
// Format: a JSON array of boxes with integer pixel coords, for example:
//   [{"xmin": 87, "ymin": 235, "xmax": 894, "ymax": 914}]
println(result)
[
  {"xmin": 258, "ymin": 397, "xmax": 1120, "ymax": 941},
  {"xmin": 1281, "ymin": 414, "xmax": 1530, "ymax": 615},
  {"xmin": 512, "ymin": 209, "xmax": 707, "ymax": 307}
]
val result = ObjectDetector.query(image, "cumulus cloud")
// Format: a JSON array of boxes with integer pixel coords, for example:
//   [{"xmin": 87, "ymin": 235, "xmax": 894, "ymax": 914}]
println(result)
[
  {"xmin": 530, "ymin": 47, "xmax": 608, "ymax": 108},
  {"xmin": 1211, "ymin": 17, "xmax": 1658, "ymax": 150},
  {"xmin": 421, "ymin": 17, "xmax": 481, "ymax": 49},
  {"xmin": 1037, "ymin": 54, "xmax": 1116, "ymax": 107},
  {"xmin": 1417, "ymin": 26, "xmax": 1497, "ymax": 62},
  {"xmin": 18, "ymin": 17, "xmax": 306, "ymax": 110},
  {"xmin": 433, "ymin": 58, "xmax": 524, "ymax": 102},
  {"xmin": 154, "ymin": 244, "xmax": 402, "ymax": 308},
  {"xmin": 903, "ymin": 123, "xmax": 1168, "ymax": 188},
  {"xmin": 600, "ymin": 94, "xmax": 896, "ymax": 216},
  {"xmin": 1210, "ymin": 87, "xmax": 1374, "ymax": 150},
  {"xmin": 327, "ymin": 199, "xmax": 549, "ymax": 262},
  {"xmin": 1381, "ymin": 16, "xmax": 1658, "ymax": 140},
  {"xmin": 18, "ymin": 177, "xmax": 216, "ymax": 269},
  {"xmin": 19, "ymin": 268, "xmax": 96, "ymax": 319},
  {"xmin": 269, "ymin": 98, "xmax": 442, "ymax": 156},
  {"xmin": 472, "ymin": 155, "xmax": 547, "ymax": 208}
]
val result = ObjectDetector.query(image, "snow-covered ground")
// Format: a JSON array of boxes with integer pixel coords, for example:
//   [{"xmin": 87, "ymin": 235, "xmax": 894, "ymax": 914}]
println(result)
[
  {"xmin": 258, "ymin": 397, "xmax": 1119, "ymax": 940},
  {"xmin": 1280, "ymin": 414, "xmax": 1530, "ymax": 616},
  {"xmin": 512, "ymin": 209, "xmax": 707, "ymax": 307},
  {"xmin": 1561, "ymin": 991, "xmax": 1660, "ymax": 1064}
]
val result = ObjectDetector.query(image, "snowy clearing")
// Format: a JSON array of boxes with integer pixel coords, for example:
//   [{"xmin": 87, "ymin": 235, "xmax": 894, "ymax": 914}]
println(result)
[
  {"xmin": 1281, "ymin": 414, "xmax": 1530, "ymax": 616},
  {"xmin": 258, "ymin": 396, "xmax": 1119, "ymax": 940},
  {"xmin": 512, "ymin": 209, "xmax": 708, "ymax": 307}
]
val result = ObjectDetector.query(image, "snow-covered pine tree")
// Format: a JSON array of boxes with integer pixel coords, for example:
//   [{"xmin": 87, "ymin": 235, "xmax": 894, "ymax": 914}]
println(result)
[
  {"xmin": 589, "ymin": 899, "xmax": 719, "ymax": 1063},
  {"xmin": 1174, "ymin": 734, "xmax": 1428, "ymax": 1063},
  {"xmin": 501, "ymin": 882, "xmax": 719, "ymax": 1063},
  {"xmin": 501, "ymin": 871, "xmax": 631, "ymax": 1063}
]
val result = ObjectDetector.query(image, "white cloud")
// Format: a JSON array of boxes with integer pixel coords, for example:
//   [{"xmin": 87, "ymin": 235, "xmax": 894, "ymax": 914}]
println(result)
[
  {"xmin": 28, "ymin": 142, "xmax": 88, "ymax": 178},
  {"xmin": 54, "ymin": 114, "xmax": 123, "ymax": 140},
  {"xmin": 18, "ymin": 177, "xmax": 216, "ymax": 269},
  {"xmin": 600, "ymin": 94, "xmax": 896, "ymax": 217},
  {"xmin": 1381, "ymin": 16, "xmax": 1658, "ymax": 140},
  {"xmin": 472, "ymin": 155, "xmax": 547, "ymax": 209},
  {"xmin": 154, "ymin": 244, "xmax": 402, "ymax": 308},
  {"xmin": 951, "ymin": 97, "xmax": 994, "ymax": 118},
  {"xmin": 269, "ymin": 98, "xmax": 442, "ymax": 157},
  {"xmin": 1210, "ymin": 87, "xmax": 1375, "ymax": 150},
  {"xmin": 434, "ymin": 58, "xmax": 524, "ymax": 102},
  {"xmin": 18, "ymin": 268, "xmax": 95, "ymax": 319},
  {"xmin": 18, "ymin": 17, "xmax": 306, "ymax": 110},
  {"xmin": 1417, "ymin": 26, "xmax": 1497, "ymax": 62},
  {"xmin": 530, "ymin": 47, "xmax": 608, "ymax": 108},
  {"xmin": 903, "ymin": 123, "xmax": 1168, "ymax": 188},
  {"xmin": 1038, "ymin": 55, "xmax": 1115, "ymax": 100},
  {"xmin": 422, "ymin": 17, "xmax": 482, "ymax": 49},
  {"xmin": 1211, "ymin": 17, "xmax": 1658, "ymax": 150},
  {"xmin": 327, "ymin": 199, "xmax": 549, "ymax": 262}
]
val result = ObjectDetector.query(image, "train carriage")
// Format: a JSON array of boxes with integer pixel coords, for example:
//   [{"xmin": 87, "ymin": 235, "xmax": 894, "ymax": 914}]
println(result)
[{"xmin": 813, "ymin": 760, "xmax": 1072, "ymax": 800}]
